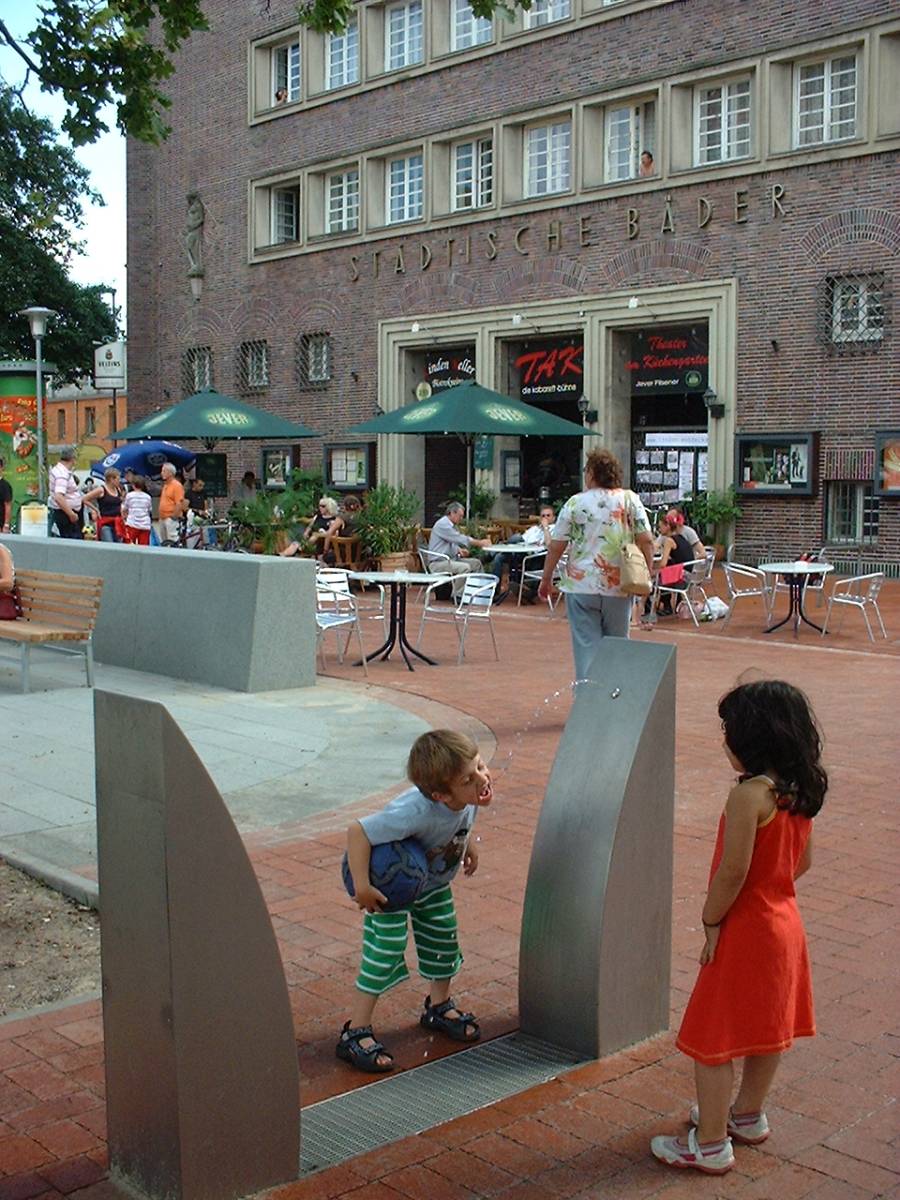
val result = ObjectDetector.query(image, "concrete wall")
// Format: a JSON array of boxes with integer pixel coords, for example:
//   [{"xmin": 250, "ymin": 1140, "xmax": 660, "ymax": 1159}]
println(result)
[{"xmin": 2, "ymin": 538, "xmax": 316, "ymax": 692}]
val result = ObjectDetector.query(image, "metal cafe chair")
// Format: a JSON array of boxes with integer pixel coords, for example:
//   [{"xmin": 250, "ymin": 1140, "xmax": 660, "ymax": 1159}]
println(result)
[
  {"xmin": 319, "ymin": 565, "xmax": 386, "ymax": 637},
  {"xmin": 516, "ymin": 549, "xmax": 548, "ymax": 606},
  {"xmin": 721, "ymin": 563, "xmax": 775, "ymax": 628},
  {"xmin": 654, "ymin": 555, "xmax": 713, "ymax": 628},
  {"xmin": 315, "ymin": 574, "xmax": 368, "ymax": 676},
  {"xmin": 821, "ymin": 572, "xmax": 887, "ymax": 642},
  {"xmin": 416, "ymin": 572, "xmax": 500, "ymax": 664}
]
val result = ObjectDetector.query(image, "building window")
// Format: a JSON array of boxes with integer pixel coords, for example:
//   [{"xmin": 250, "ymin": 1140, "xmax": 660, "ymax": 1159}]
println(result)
[
  {"xmin": 237, "ymin": 340, "xmax": 270, "ymax": 392},
  {"xmin": 271, "ymin": 186, "xmax": 300, "ymax": 244},
  {"xmin": 387, "ymin": 152, "xmax": 424, "ymax": 222},
  {"xmin": 605, "ymin": 99, "xmax": 656, "ymax": 181},
  {"xmin": 386, "ymin": 0, "xmax": 424, "ymax": 71},
  {"xmin": 524, "ymin": 0, "xmax": 571, "ymax": 28},
  {"xmin": 795, "ymin": 54, "xmax": 857, "ymax": 147},
  {"xmin": 84, "ymin": 407, "xmax": 96, "ymax": 436},
  {"xmin": 525, "ymin": 120, "xmax": 571, "ymax": 196},
  {"xmin": 826, "ymin": 481, "xmax": 879, "ymax": 543},
  {"xmin": 272, "ymin": 39, "xmax": 301, "ymax": 104},
  {"xmin": 296, "ymin": 332, "xmax": 333, "ymax": 388},
  {"xmin": 825, "ymin": 274, "xmax": 886, "ymax": 346},
  {"xmin": 695, "ymin": 78, "xmax": 751, "ymax": 164},
  {"xmin": 327, "ymin": 18, "xmax": 359, "ymax": 89},
  {"xmin": 327, "ymin": 169, "xmax": 360, "ymax": 233},
  {"xmin": 453, "ymin": 137, "xmax": 493, "ymax": 210},
  {"xmin": 57, "ymin": 410, "xmax": 66, "ymax": 440},
  {"xmin": 451, "ymin": 0, "xmax": 491, "ymax": 49},
  {"xmin": 182, "ymin": 347, "xmax": 213, "ymax": 396}
]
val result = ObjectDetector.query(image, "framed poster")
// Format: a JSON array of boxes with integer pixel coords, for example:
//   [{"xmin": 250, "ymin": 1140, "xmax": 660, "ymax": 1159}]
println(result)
[
  {"xmin": 501, "ymin": 451, "xmax": 522, "ymax": 492},
  {"xmin": 875, "ymin": 431, "xmax": 900, "ymax": 497},
  {"xmin": 735, "ymin": 433, "xmax": 818, "ymax": 497},
  {"xmin": 325, "ymin": 443, "xmax": 374, "ymax": 490},
  {"xmin": 262, "ymin": 445, "xmax": 292, "ymax": 489}
]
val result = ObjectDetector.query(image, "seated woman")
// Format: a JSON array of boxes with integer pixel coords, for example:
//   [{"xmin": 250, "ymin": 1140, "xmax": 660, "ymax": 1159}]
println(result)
[
  {"xmin": 0, "ymin": 541, "xmax": 16, "ymax": 619},
  {"xmin": 664, "ymin": 508, "xmax": 706, "ymax": 563},
  {"xmin": 321, "ymin": 494, "xmax": 362, "ymax": 563},
  {"xmin": 280, "ymin": 495, "xmax": 341, "ymax": 560},
  {"xmin": 84, "ymin": 468, "xmax": 125, "ymax": 542},
  {"xmin": 644, "ymin": 513, "xmax": 697, "ymax": 622}
]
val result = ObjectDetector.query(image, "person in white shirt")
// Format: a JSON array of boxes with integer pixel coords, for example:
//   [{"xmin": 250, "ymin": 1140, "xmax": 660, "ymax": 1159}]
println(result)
[
  {"xmin": 489, "ymin": 505, "xmax": 556, "ymax": 604},
  {"xmin": 48, "ymin": 448, "xmax": 84, "ymax": 539},
  {"xmin": 121, "ymin": 476, "xmax": 154, "ymax": 545}
]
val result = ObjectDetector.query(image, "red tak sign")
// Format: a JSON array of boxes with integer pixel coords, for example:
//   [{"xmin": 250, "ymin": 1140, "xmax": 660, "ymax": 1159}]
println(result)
[{"xmin": 515, "ymin": 342, "xmax": 583, "ymax": 398}]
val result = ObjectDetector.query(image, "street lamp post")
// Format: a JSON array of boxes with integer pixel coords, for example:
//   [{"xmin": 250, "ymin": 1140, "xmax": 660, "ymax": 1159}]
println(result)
[{"xmin": 19, "ymin": 306, "xmax": 57, "ymax": 499}]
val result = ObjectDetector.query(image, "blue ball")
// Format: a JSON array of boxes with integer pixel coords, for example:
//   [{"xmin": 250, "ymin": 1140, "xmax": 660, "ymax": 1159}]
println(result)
[{"xmin": 342, "ymin": 837, "xmax": 429, "ymax": 911}]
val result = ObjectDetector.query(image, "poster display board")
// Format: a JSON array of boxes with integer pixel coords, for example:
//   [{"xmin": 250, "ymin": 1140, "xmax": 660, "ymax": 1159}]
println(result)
[
  {"xmin": 632, "ymin": 430, "xmax": 708, "ymax": 508},
  {"xmin": 874, "ymin": 431, "xmax": 900, "ymax": 497},
  {"xmin": 194, "ymin": 453, "xmax": 228, "ymax": 498},
  {"xmin": 0, "ymin": 369, "xmax": 40, "ymax": 522},
  {"xmin": 735, "ymin": 432, "xmax": 818, "ymax": 496},
  {"xmin": 325, "ymin": 443, "xmax": 374, "ymax": 491}
]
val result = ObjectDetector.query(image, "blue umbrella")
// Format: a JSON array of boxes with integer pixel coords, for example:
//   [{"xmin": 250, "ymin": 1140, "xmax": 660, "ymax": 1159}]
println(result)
[{"xmin": 92, "ymin": 440, "xmax": 197, "ymax": 480}]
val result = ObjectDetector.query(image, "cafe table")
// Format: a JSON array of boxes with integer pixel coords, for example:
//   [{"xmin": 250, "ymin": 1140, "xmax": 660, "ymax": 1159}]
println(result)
[
  {"xmin": 759, "ymin": 560, "xmax": 834, "ymax": 635},
  {"xmin": 347, "ymin": 570, "xmax": 451, "ymax": 670}
]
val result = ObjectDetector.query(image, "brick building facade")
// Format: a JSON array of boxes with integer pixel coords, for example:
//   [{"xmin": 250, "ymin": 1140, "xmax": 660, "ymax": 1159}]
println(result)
[{"xmin": 126, "ymin": 0, "xmax": 900, "ymax": 567}]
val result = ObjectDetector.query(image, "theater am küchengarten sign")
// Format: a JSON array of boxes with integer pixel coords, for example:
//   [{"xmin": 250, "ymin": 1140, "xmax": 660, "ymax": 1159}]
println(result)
[{"xmin": 347, "ymin": 184, "xmax": 788, "ymax": 281}]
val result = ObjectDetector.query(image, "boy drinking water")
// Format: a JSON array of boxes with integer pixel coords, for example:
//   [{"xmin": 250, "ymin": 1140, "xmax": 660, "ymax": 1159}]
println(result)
[{"xmin": 337, "ymin": 730, "xmax": 492, "ymax": 1073}]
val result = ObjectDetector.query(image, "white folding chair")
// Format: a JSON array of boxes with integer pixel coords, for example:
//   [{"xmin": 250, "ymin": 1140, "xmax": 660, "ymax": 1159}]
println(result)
[
  {"xmin": 821, "ymin": 572, "xmax": 887, "ymax": 642},
  {"xmin": 722, "ymin": 563, "xmax": 774, "ymax": 628},
  {"xmin": 320, "ymin": 565, "xmax": 387, "ymax": 636},
  {"xmin": 452, "ymin": 572, "xmax": 499, "ymax": 664},
  {"xmin": 801, "ymin": 547, "xmax": 831, "ymax": 608},
  {"xmin": 516, "ymin": 549, "xmax": 547, "ymax": 605},
  {"xmin": 315, "ymin": 575, "xmax": 369, "ymax": 676},
  {"xmin": 654, "ymin": 556, "xmax": 713, "ymax": 627}
]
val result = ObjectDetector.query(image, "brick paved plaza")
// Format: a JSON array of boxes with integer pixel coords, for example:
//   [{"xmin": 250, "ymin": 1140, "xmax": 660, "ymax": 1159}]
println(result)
[{"xmin": 1, "ymin": 581, "xmax": 898, "ymax": 1200}]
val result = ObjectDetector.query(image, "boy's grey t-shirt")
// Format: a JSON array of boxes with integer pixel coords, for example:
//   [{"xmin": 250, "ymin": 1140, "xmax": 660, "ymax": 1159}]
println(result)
[{"xmin": 359, "ymin": 786, "xmax": 476, "ymax": 893}]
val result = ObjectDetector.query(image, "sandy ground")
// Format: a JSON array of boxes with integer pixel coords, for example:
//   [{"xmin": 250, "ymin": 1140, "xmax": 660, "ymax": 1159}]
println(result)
[{"xmin": 0, "ymin": 861, "xmax": 101, "ymax": 1017}]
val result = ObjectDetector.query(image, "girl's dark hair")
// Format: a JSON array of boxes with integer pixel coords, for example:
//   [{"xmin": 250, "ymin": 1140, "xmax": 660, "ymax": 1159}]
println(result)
[
  {"xmin": 718, "ymin": 681, "xmax": 827, "ymax": 818},
  {"xmin": 585, "ymin": 448, "xmax": 623, "ymax": 489}
]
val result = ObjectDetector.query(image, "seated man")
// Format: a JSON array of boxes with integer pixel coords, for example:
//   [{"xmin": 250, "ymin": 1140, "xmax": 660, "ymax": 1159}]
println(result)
[
  {"xmin": 427, "ymin": 502, "xmax": 492, "ymax": 596},
  {"xmin": 489, "ymin": 505, "xmax": 556, "ymax": 603}
]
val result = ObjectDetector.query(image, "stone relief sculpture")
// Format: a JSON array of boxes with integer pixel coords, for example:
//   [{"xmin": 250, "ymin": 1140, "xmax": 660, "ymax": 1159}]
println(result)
[{"xmin": 186, "ymin": 192, "xmax": 205, "ymax": 278}]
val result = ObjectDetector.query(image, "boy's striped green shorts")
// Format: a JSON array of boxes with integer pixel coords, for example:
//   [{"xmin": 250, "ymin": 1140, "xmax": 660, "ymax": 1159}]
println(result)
[{"xmin": 356, "ymin": 884, "xmax": 462, "ymax": 996}]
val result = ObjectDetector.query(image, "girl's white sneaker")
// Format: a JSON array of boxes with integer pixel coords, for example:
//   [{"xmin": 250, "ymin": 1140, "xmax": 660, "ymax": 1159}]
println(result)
[
  {"xmin": 689, "ymin": 1104, "xmax": 770, "ymax": 1145},
  {"xmin": 651, "ymin": 1127, "xmax": 735, "ymax": 1175}
]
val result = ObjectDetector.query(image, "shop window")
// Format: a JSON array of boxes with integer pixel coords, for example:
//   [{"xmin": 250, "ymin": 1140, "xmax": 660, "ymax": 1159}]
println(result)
[
  {"xmin": 271, "ymin": 38, "xmax": 301, "ymax": 105},
  {"xmin": 327, "ymin": 168, "xmax": 360, "ymax": 233},
  {"xmin": 237, "ymin": 340, "xmax": 270, "ymax": 392},
  {"xmin": 605, "ymin": 99, "xmax": 656, "ymax": 181},
  {"xmin": 694, "ymin": 77, "xmax": 751, "ymax": 164},
  {"xmin": 823, "ymin": 273, "xmax": 886, "ymax": 348},
  {"xmin": 825, "ymin": 481, "xmax": 879, "ymax": 543},
  {"xmin": 182, "ymin": 346, "xmax": 213, "ymax": 396},
  {"xmin": 296, "ymin": 332, "xmax": 333, "ymax": 388},
  {"xmin": 451, "ymin": 0, "xmax": 491, "ymax": 49},
  {"xmin": 525, "ymin": 119, "xmax": 572, "ymax": 196},
  {"xmin": 84, "ymin": 406, "xmax": 96, "ymax": 436},
  {"xmin": 795, "ymin": 53, "xmax": 857, "ymax": 147},
  {"xmin": 523, "ymin": 0, "xmax": 571, "ymax": 29},
  {"xmin": 453, "ymin": 136, "xmax": 493, "ymax": 210},
  {"xmin": 327, "ymin": 18, "xmax": 359, "ymax": 89},
  {"xmin": 387, "ymin": 152, "xmax": 424, "ymax": 223},
  {"xmin": 385, "ymin": 0, "xmax": 424, "ymax": 70}
]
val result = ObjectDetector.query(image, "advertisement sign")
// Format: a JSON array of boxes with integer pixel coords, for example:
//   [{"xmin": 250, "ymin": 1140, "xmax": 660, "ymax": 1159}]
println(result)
[
  {"xmin": 93, "ymin": 341, "xmax": 127, "ymax": 390},
  {"xmin": 627, "ymin": 326, "xmax": 708, "ymax": 395},
  {"xmin": 735, "ymin": 433, "xmax": 818, "ymax": 497},
  {"xmin": 0, "ymin": 370, "xmax": 40, "ymax": 520},
  {"xmin": 875, "ymin": 431, "xmax": 900, "ymax": 496},
  {"xmin": 514, "ymin": 341, "xmax": 583, "ymax": 402},
  {"xmin": 425, "ymin": 347, "xmax": 476, "ymax": 392}
]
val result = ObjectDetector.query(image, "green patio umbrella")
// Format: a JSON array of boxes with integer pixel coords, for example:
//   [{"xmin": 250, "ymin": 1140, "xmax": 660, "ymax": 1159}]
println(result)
[
  {"xmin": 347, "ymin": 381, "xmax": 587, "ymax": 514},
  {"xmin": 112, "ymin": 388, "xmax": 319, "ymax": 447}
]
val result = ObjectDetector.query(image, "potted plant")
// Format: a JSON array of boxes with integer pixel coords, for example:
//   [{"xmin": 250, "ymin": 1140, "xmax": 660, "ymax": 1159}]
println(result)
[
  {"xmin": 231, "ymin": 489, "xmax": 289, "ymax": 555},
  {"xmin": 444, "ymin": 482, "xmax": 497, "ymax": 522},
  {"xmin": 685, "ymin": 488, "xmax": 742, "ymax": 557},
  {"xmin": 353, "ymin": 482, "xmax": 420, "ymax": 571}
]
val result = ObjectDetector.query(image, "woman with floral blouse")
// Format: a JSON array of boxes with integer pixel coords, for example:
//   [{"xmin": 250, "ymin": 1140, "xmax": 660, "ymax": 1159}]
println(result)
[{"xmin": 539, "ymin": 448, "xmax": 654, "ymax": 680}]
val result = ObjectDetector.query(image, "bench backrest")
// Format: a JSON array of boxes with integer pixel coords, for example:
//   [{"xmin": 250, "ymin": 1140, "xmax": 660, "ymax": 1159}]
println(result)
[{"xmin": 15, "ymin": 569, "xmax": 104, "ymax": 634}]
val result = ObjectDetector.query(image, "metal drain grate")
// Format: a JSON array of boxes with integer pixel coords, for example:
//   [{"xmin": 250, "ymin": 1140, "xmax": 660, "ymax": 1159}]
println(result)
[{"xmin": 300, "ymin": 1033, "xmax": 587, "ymax": 1175}]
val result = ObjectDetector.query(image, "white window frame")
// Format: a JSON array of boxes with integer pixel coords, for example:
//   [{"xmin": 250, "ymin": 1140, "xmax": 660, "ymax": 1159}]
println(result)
[
  {"xmin": 525, "ymin": 120, "xmax": 571, "ymax": 197},
  {"xmin": 307, "ymin": 334, "xmax": 332, "ymax": 384},
  {"xmin": 452, "ymin": 136, "xmax": 493, "ymax": 210},
  {"xmin": 694, "ymin": 77, "xmax": 751, "ymax": 165},
  {"xmin": 271, "ymin": 38, "xmax": 301, "ymax": 104},
  {"xmin": 604, "ymin": 98, "xmax": 656, "ymax": 181},
  {"xmin": 386, "ymin": 152, "xmax": 424, "ymax": 223},
  {"xmin": 270, "ymin": 185, "xmax": 300, "ymax": 244},
  {"xmin": 794, "ymin": 53, "xmax": 858, "ymax": 147},
  {"xmin": 830, "ymin": 277, "xmax": 884, "ymax": 344},
  {"xmin": 327, "ymin": 168, "xmax": 360, "ymax": 233},
  {"xmin": 451, "ymin": 0, "xmax": 492, "ymax": 50},
  {"xmin": 523, "ymin": 0, "xmax": 571, "ymax": 28},
  {"xmin": 326, "ymin": 18, "xmax": 359, "ymax": 89},
  {"xmin": 825, "ymin": 481, "xmax": 879, "ymax": 544},
  {"xmin": 385, "ymin": 0, "xmax": 424, "ymax": 71}
]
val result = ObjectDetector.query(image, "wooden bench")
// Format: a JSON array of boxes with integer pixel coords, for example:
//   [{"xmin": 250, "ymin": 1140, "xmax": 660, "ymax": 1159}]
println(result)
[{"xmin": 0, "ymin": 569, "xmax": 104, "ymax": 693}]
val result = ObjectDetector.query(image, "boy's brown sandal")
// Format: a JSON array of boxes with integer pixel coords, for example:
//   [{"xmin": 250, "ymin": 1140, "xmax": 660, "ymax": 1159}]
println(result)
[{"xmin": 420, "ymin": 995, "xmax": 480, "ymax": 1042}]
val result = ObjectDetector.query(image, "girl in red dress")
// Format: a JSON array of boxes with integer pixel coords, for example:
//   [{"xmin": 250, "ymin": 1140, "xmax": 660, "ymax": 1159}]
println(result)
[{"xmin": 652, "ymin": 680, "xmax": 828, "ymax": 1175}]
